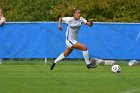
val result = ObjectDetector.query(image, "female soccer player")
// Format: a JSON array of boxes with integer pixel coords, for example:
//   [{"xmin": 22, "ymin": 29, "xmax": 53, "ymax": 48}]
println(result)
[
  {"xmin": 0, "ymin": 8, "xmax": 6, "ymax": 64},
  {"xmin": 50, "ymin": 8, "xmax": 97, "ymax": 70}
]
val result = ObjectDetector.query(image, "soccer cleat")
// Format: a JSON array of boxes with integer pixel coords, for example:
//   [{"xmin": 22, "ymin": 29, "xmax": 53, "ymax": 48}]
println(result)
[
  {"xmin": 87, "ymin": 63, "xmax": 97, "ymax": 69},
  {"xmin": 50, "ymin": 60, "xmax": 56, "ymax": 70},
  {"xmin": 90, "ymin": 58, "xmax": 98, "ymax": 65}
]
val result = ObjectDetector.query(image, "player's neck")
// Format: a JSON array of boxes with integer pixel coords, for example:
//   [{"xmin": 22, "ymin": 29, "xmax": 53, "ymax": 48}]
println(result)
[
  {"xmin": 73, "ymin": 16, "xmax": 79, "ymax": 20},
  {"xmin": 0, "ymin": 15, "xmax": 3, "ymax": 18}
]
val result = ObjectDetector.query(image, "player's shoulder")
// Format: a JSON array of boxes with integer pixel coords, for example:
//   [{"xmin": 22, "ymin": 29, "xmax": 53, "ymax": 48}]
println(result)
[
  {"xmin": 79, "ymin": 17, "xmax": 86, "ymax": 20},
  {"xmin": 79, "ymin": 17, "xmax": 87, "ymax": 24},
  {"xmin": 62, "ymin": 17, "xmax": 74, "ymax": 23},
  {"xmin": 1, "ymin": 17, "xmax": 6, "ymax": 19},
  {"xmin": 62, "ymin": 17, "xmax": 73, "ymax": 20},
  {"xmin": 0, "ymin": 17, "xmax": 6, "ymax": 21}
]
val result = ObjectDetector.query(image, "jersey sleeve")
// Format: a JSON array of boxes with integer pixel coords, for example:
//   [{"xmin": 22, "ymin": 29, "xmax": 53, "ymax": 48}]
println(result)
[
  {"xmin": 80, "ymin": 17, "xmax": 87, "ymax": 24},
  {"xmin": 62, "ymin": 17, "xmax": 71, "ymax": 24},
  {"xmin": 0, "ymin": 17, "xmax": 6, "ymax": 22}
]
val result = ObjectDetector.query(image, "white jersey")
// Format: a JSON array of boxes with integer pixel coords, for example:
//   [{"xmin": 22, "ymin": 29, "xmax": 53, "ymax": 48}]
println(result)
[
  {"xmin": 62, "ymin": 17, "xmax": 87, "ymax": 41},
  {"xmin": 0, "ymin": 17, "xmax": 6, "ymax": 22}
]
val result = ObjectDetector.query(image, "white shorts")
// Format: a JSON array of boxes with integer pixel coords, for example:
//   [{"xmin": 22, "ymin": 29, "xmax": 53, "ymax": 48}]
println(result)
[{"xmin": 66, "ymin": 40, "xmax": 77, "ymax": 48}]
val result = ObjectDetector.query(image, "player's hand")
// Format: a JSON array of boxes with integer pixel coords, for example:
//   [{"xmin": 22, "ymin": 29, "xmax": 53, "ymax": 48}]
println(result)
[
  {"xmin": 88, "ymin": 19, "xmax": 94, "ymax": 27},
  {"xmin": 86, "ymin": 19, "xmax": 94, "ymax": 27},
  {"xmin": 58, "ymin": 26, "xmax": 63, "ymax": 31}
]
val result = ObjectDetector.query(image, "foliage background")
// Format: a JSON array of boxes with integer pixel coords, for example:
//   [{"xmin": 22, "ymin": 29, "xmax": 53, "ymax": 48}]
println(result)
[{"xmin": 0, "ymin": 0, "xmax": 140, "ymax": 22}]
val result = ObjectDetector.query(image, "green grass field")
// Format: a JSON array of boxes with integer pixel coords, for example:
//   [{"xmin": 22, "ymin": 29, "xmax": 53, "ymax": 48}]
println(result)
[{"xmin": 0, "ymin": 60, "xmax": 140, "ymax": 93}]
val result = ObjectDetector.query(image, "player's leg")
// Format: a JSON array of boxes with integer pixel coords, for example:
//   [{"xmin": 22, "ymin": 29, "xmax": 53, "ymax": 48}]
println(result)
[
  {"xmin": 72, "ymin": 42, "xmax": 90, "ymax": 64},
  {"xmin": 54, "ymin": 47, "xmax": 73, "ymax": 63},
  {"xmin": 50, "ymin": 47, "xmax": 73, "ymax": 70},
  {"xmin": 72, "ymin": 42, "xmax": 97, "ymax": 69}
]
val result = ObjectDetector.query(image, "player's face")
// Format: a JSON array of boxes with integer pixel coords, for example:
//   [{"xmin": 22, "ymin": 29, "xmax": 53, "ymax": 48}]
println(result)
[{"xmin": 73, "ymin": 10, "xmax": 81, "ymax": 20}]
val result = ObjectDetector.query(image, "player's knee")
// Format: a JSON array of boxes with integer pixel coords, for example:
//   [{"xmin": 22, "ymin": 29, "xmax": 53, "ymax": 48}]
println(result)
[
  {"xmin": 64, "ymin": 54, "xmax": 68, "ymax": 57},
  {"xmin": 82, "ymin": 47, "xmax": 87, "ymax": 51},
  {"xmin": 64, "ymin": 52, "xmax": 69, "ymax": 57}
]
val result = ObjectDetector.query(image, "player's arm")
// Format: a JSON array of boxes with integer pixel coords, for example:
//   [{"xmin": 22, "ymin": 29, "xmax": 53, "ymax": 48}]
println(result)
[
  {"xmin": 86, "ymin": 19, "xmax": 93, "ymax": 27},
  {"xmin": 58, "ymin": 17, "xmax": 63, "ymax": 31},
  {"xmin": 81, "ymin": 17, "xmax": 93, "ymax": 27}
]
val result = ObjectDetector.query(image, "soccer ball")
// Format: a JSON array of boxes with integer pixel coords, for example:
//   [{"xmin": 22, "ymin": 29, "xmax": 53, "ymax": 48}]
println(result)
[{"xmin": 111, "ymin": 65, "xmax": 121, "ymax": 73}]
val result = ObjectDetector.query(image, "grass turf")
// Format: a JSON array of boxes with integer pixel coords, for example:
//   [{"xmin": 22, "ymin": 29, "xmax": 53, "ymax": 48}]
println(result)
[{"xmin": 0, "ymin": 61, "xmax": 140, "ymax": 93}]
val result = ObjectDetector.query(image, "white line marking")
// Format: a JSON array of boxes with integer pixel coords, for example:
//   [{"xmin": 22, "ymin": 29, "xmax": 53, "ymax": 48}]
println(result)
[{"xmin": 118, "ymin": 88, "xmax": 140, "ymax": 93}]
